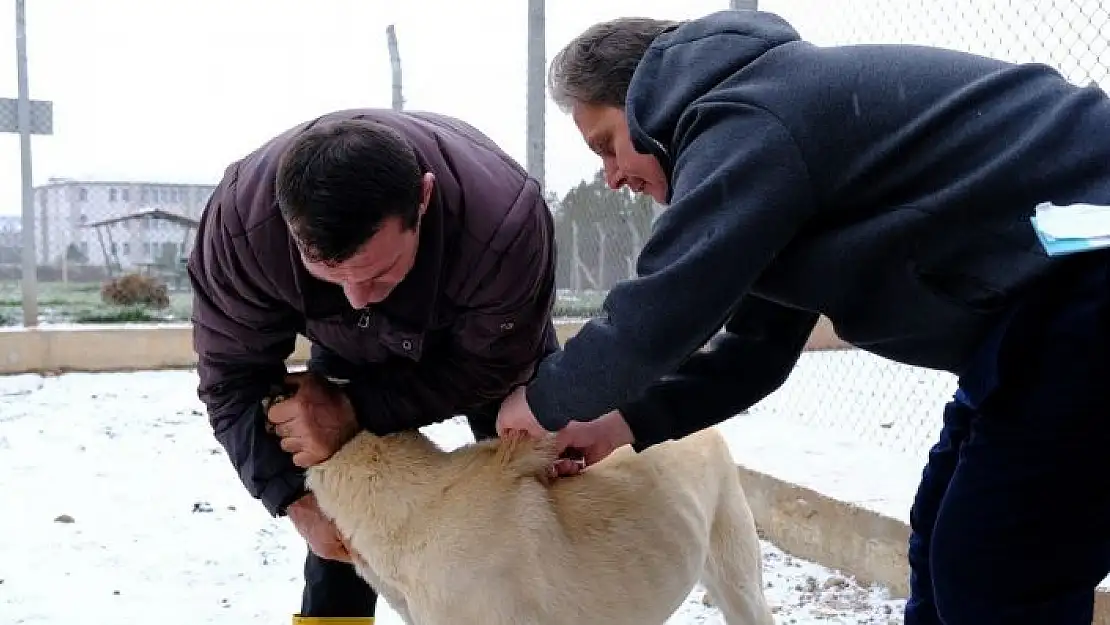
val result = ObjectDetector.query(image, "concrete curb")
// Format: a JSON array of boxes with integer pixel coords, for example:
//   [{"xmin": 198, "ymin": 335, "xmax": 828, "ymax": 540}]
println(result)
[
  {"xmin": 736, "ymin": 464, "xmax": 1110, "ymax": 624},
  {"xmin": 0, "ymin": 316, "xmax": 849, "ymax": 376},
  {"xmin": 0, "ymin": 321, "xmax": 589, "ymax": 375}
]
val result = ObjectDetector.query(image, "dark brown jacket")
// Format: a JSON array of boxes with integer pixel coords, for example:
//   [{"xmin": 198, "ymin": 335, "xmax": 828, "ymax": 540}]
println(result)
[{"xmin": 188, "ymin": 108, "xmax": 557, "ymax": 516}]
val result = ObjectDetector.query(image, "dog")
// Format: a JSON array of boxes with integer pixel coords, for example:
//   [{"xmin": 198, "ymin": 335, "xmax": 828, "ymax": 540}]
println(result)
[{"xmin": 304, "ymin": 423, "xmax": 774, "ymax": 625}]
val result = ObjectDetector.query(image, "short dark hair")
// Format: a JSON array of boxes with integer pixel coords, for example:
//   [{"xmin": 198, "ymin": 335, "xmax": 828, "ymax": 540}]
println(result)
[
  {"xmin": 548, "ymin": 17, "xmax": 681, "ymax": 113},
  {"xmin": 276, "ymin": 118, "xmax": 423, "ymax": 265}
]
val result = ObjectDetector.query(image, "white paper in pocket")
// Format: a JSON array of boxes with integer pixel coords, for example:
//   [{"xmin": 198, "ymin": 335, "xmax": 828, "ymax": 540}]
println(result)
[{"xmin": 1030, "ymin": 201, "xmax": 1110, "ymax": 256}]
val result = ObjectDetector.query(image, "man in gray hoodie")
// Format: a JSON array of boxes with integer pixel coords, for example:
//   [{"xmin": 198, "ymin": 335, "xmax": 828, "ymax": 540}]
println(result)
[{"xmin": 497, "ymin": 10, "xmax": 1110, "ymax": 625}]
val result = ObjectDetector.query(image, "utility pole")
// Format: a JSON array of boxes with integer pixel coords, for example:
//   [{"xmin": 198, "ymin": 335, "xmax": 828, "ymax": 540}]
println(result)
[
  {"xmin": 386, "ymin": 25, "xmax": 403, "ymax": 111},
  {"xmin": 6, "ymin": 0, "xmax": 55, "ymax": 326},
  {"xmin": 526, "ymin": 0, "xmax": 545, "ymax": 187}
]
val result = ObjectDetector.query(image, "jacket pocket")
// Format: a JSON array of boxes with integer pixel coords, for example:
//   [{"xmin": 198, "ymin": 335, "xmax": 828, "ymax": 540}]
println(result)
[{"xmin": 909, "ymin": 223, "xmax": 1051, "ymax": 317}]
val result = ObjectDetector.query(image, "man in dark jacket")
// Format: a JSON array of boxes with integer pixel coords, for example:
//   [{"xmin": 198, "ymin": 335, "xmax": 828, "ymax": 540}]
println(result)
[
  {"xmin": 496, "ymin": 10, "xmax": 1110, "ymax": 625},
  {"xmin": 188, "ymin": 109, "xmax": 559, "ymax": 620}
]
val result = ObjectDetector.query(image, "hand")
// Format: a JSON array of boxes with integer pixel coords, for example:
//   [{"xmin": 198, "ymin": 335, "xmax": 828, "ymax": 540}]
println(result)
[
  {"xmin": 497, "ymin": 387, "xmax": 585, "ymax": 479},
  {"xmin": 495, "ymin": 385, "xmax": 549, "ymax": 440},
  {"xmin": 286, "ymin": 493, "xmax": 353, "ymax": 563},
  {"xmin": 553, "ymin": 409, "xmax": 635, "ymax": 467},
  {"xmin": 267, "ymin": 372, "xmax": 360, "ymax": 468}
]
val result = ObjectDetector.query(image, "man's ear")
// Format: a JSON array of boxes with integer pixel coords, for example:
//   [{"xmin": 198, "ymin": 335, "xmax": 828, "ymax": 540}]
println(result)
[{"xmin": 418, "ymin": 172, "xmax": 435, "ymax": 216}]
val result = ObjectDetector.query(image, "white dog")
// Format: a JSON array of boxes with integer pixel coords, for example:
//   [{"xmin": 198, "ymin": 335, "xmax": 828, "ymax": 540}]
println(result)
[{"xmin": 304, "ymin": 423, "xmax": 774, "ymax": 625}]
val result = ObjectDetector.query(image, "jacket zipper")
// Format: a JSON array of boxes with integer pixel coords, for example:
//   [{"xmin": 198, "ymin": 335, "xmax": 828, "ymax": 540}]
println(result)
[{"xmin": 357, "ymin": 308, "xmax": 372, "ymax": 328}]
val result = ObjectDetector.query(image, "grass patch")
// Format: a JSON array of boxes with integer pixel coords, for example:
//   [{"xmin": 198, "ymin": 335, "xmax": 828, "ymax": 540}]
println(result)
[
  {"xmin": 72, "ymin": 307, "xmax": 163, "ymax": 324},
  {"xmin": 0, "ymin": 281, "xmax": 605, "ymax": 325},
  {"xmin": 553, "ymin": 289, "xmax": 606, "ymax": 319},
  {"xmin": 0, "ymin": 280, "xmax": 192, "ymax": 325}
]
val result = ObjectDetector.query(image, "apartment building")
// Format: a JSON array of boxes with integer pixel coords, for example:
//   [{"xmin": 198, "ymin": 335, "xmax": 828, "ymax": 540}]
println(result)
[{"xmin": 32, "ymin": 178, "xmax": 216, "ymax": 270}]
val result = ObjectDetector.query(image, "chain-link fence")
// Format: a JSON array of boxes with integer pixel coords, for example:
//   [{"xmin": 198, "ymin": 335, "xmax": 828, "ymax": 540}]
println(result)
[
  {"xmin": 549, "ymin": 0, "xmax": 1109, "ymax": 460},
  {"xmin": 549, "ymin": 172, "xmax": 664, "ymax": 319},
  {"xmin": 766, "ymin": 0, "xmax": 1106, "ymax": 460},
  {"xmin": 801, "ymin": 0, "xmax": 1108, "ymax": 87},
  {"xmin": 1, "ymin": 1, "xmax": 1106, "ymax": 458},
  {"xmin": 753, "ymin": 349, "xmax": 958, "ymax": 459},
  {"xmin": 556, "ymin": 0, "xmax": 1108, "ymax": 311}
]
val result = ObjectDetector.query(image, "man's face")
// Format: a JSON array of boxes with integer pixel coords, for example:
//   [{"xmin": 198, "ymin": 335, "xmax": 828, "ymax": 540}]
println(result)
[
  {"xmin": 572, "ymin": 102, "xmax": 668, "ymax": 204},
  {"xmin": 300, "ymin": 173, "xmax": 433, "ymax": 309}
]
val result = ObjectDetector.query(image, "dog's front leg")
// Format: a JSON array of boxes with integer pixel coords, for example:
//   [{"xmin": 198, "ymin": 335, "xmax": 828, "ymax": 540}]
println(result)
[
  {"xmin": 351, "ymin": 562, "xmax": 416, "ymax": 625},
  {"xmin": 384, "ymin": 596, "xmax": 416, "ymax": 625},
  {"xmin": 383, "ymin": 590, "xmax": 416, "ymax": 625},
  {"xmin": 405, "ymin": 601, "xmax": 460, "ymax": 625}
]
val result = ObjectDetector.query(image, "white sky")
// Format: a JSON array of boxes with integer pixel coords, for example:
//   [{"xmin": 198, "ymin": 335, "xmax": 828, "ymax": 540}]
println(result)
[{"xmin": 0, "ymin": 0, "xmax": 1104, "ymax": 216}]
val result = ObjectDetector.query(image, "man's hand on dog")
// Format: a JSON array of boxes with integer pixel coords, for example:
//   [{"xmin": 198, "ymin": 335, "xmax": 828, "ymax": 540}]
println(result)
[
  {"xmin": 497, "ymin": 386, "xmax": 634, "ymax": 471},
  {"xmin": 495, "ymin": 385, "xmax": 549, "ymax": 439},
  {"xmin": 553, "ymin": 410, "xmax": 635, "ymax": 466},
  {"xmin": 267, "ymin": 372, "xmax": 360, "ymax": 468},
  {"xmin": 286, "ymin": 493, "xmax": 353, "ymax": 563}
]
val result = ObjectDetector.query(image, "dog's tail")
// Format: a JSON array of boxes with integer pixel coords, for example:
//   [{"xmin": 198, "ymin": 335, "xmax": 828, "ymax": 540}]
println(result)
[{"xmin": 494, "ymin": 430, "xmax": 560, "ymax": 484}]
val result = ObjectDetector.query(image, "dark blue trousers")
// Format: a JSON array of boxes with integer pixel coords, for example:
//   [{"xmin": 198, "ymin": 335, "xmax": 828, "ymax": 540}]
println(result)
[{"xmin": 905, "ymin": 251, "xmax": 1110, "ymax": 624}]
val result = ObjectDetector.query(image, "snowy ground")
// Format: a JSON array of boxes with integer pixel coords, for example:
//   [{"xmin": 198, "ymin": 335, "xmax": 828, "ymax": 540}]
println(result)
[{"xmin": 0, "ymin": 369, "xmax": 906, "ymax": 624}]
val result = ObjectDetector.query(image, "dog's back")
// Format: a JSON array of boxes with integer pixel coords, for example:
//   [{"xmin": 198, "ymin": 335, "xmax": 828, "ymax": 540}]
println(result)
[
  {"xmin": 307, "ymin": 427, "xmax": 769, "ymax": 625},
  {"xmin": 531, "ymin": 429, "xmax": 762, "ymax": 623}
]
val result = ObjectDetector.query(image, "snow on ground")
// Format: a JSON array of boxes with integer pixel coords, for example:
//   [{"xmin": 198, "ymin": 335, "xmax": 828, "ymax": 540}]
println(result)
[
  {"xmin": 0, "ymin": 369, "xmax": 906, "ymax": 624},
  {"xmin": 719, "ymin": 409, "xmax": 926, "ymax": 525},
  {"xmin": 710, "ymin": 377, "xmax": 1110, "ymax": 595}
]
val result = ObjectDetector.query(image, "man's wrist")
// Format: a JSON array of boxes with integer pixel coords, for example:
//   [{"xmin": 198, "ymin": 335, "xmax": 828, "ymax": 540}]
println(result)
[
  {"xmin": 284, "ymin": 491, "xmax": 317, "ymax": 519},
  {"xmin": 606, "ymin": 409, "xmax": 637, "ymax": 448}
]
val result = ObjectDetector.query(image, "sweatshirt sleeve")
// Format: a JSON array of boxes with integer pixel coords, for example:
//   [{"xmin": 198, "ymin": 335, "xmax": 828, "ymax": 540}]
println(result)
[
  {"xmin": 618, "ymin": 296, "xmax": 818, "ymax": 450},
  {"xmin": 525, "ymin": 101, "xmax": 818, "ymax": 430}
]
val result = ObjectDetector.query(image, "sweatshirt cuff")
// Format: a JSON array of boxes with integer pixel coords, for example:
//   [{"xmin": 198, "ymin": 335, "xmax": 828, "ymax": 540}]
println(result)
[
  {"xmin": 345, "ymin": 384, "xmax": 390, "ymax": 434},
  {"xmin": 525, "ymin": 378, "xmax": 573, "ymax": 432},
  {"xmin": 259, "ymin": 471, "xmax": 308, "ymax": 517},
  {"xmin": 619, "ymin": 395, "xmax": 678, "ymax": 453}
]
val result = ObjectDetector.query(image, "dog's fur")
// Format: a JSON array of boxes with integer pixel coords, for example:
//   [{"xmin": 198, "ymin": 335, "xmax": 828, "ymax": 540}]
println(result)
[{"xmin": 305, "ymin": 426, "xmax": 774, "ymax": 625}]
